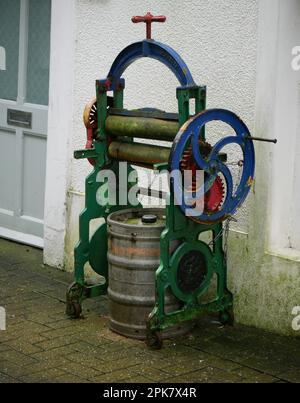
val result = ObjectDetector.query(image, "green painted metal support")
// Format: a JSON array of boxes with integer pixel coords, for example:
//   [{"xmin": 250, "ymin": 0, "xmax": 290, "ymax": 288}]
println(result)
[
  {"xmin": 66, "ymin": 82, "xmax": 141, "ymax": 318},
  {"xmin": 67, "ymin": 79, "xmax": 233, "ymax": 349},
  {"xmin": 146, "ymin": 84, "xmax": 233, "ymax": 349}
]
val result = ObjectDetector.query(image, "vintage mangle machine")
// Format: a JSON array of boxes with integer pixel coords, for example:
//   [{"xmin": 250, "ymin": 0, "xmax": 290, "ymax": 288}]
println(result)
[{"xmin": 66, "ymin": 13, "xmax": 275, "ymax": 349}]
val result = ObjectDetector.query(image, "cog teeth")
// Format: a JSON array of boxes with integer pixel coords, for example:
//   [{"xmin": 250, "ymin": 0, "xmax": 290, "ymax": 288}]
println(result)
[{"xmin": 180, "ymin": 140, "xmax": 227, "ymax": 213}]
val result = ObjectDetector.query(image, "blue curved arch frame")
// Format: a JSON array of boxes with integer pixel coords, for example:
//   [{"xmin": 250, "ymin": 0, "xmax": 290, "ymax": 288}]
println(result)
[{"xmin": 105, "ymin": 40, "xmax": 196, "ymax": 91}]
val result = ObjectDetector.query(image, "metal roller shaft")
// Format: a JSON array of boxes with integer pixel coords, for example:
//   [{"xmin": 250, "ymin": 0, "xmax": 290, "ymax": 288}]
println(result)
[
  {"xmin": 106, "ymin": 115, "xmax": 179, "ymax": 141},
  {"xmin": 108, "ymin": 141, "xmax": 228, "ymax": 167},
  {"xmin": 108, "ymin": 141, "xmax": 171, "ymax": 166}
]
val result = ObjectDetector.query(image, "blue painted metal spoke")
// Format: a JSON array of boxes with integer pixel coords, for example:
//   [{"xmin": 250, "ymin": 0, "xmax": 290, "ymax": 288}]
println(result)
[
  {"xmin": 192, "ymin": 131, "xmax": 210, "ymax": 171},
  {"xmin": 170, "ymin": 109, "xmax": 255, "ymax": 224},
  {"xmin": 209, "ymin": 136, "xmax": 245, "ymax": 161}
]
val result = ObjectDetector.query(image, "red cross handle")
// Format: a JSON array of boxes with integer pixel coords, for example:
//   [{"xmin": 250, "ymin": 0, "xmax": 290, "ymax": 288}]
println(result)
[{"xmin": 131, "ymin": 12, "xmax": 166, "ymax": 40}]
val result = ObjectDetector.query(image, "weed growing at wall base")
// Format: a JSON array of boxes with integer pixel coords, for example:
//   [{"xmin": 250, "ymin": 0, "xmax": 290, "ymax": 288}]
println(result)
[{"xmin": 0, "ymin": 307, "xmax": 6, "ymax": 331}]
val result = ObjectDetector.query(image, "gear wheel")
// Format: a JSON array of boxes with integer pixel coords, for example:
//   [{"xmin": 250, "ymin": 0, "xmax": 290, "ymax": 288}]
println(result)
[
  {"xmin": 177, "ymin": 250, "xmax": 207, "ymax": 294},
  {"xmin": 83, "ymin": 97, "xmax": 115, "ymax": 166},
  {"xmin": 83, "ymin": 99, "xmax": 98, "ymax": 166},
  {"xmin": 83, "ymin": 98, "xmax": 98, "ymax": 130},
  {"xmin": 180, "ymin": 140, "xmax": 225, "ymax": 213}
]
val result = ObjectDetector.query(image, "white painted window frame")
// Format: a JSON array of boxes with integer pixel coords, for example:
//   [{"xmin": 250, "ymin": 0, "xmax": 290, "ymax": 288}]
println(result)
[{"xmin": 256, "ymin": 0, "xmax": 300, "ymax": 261}]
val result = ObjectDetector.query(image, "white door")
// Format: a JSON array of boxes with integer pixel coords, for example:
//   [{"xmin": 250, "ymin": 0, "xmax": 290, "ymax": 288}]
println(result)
[{"xmin": 0, "ymin": 0, "xmax": 51, "ymax": 248}]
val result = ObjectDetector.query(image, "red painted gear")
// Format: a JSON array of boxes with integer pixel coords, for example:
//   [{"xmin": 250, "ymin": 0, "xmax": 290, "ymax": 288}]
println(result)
[
  {"xmin": 83, "ymin": 98, "xmax": 98, "ymax": 166},
  {"xmin": 180, "ymin": 141, "xmax": 225, "ymax": 213},
  {"xmin": 205, "ymin": 176, "xmax": 224, "ymax": 212}
]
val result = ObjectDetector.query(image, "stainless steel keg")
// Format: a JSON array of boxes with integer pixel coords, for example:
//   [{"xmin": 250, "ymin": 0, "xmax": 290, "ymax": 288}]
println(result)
[{"xmin": 107, "ymin": 208, "xmax": 191, "ymax": 340}]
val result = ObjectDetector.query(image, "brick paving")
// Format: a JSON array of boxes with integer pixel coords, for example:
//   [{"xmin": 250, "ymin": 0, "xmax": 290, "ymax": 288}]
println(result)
[{"xmin": 0, "ymin": 238, "xmax": 300, "ymax": 383}]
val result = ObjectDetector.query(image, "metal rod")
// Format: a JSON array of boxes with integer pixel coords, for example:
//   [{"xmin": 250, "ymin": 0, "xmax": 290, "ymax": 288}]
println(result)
[
  {"xmin": 109, "ymin": 141, "xmax": 228, "ymax": 167},
  {"xmin": 138, "ymin": 187, "xmax": 168, "ymax": 200},
  {"xmin": 108, "ymin": 141, "xmax": 171, "ymax": 165},
  {"xmin": 106, "ymin": 115, "xmax": 179, "ymax": 141},
  {"xmin": 246, "ymin": 136, "xmax": 277, "ymax": 144},
  {"xmin": 109, "ymin": 108, "xmax": 179, "ymax": 121}
]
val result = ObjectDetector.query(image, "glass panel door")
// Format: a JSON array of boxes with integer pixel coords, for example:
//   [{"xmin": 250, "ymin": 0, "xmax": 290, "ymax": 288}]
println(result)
[
  {"xmin": 0, "ymin": 0, "xmax": 20, "ymax": 101},
  {"xmin": 26, "ymin": 0, "xmax": 51, "ymax": 105},
  {"xmin": 0, "ymin": 0, "xmax": 51, "ymax": 247}
]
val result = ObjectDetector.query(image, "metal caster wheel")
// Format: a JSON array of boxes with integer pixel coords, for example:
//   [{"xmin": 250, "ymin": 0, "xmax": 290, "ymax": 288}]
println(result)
[
  {"xmin": 66, "ymin": 301, "xmax": 82, "ymax": 319},
  {"xmin": 146, "ymin": 331, "xmax": 163, "ymax": 350},
  {"xmin": 66, "ymin": 282, "xmax": 84, "ymax": 319},
  {"xmin": 219, "ymin": 309, "xmax": 234, "ymax": 326}
]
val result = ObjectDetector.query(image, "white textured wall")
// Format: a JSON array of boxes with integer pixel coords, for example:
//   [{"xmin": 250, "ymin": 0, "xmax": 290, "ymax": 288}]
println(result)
[
  {"xmin": 45, "ymin": 0, "xmax": 300, "ymax": 337},
  {"xmin": 69, "ymin": 0, "xmax": 258, "ymax": 230},
  {"xmin": 65, "ymin": 0, "xmax": 259, "ymax": 274}
]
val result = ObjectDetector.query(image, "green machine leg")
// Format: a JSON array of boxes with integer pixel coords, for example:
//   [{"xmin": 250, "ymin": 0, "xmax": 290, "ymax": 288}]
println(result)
[
  {"xmin": 66, "ymin": 84, "xmax": 141, "ymax": 317},
  {"xmin": 146, "ymin": 86, "xmax": 233, "ymax": 348},
  {"xmin": 147, "ymin": 195, "xmax": 233, "ymax": 349}
]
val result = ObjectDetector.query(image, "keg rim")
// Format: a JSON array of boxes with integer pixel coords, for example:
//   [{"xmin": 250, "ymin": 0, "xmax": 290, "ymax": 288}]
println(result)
[{"xmin": 107, "ymin": 208, "xmax": 166, "ymax": 230}]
